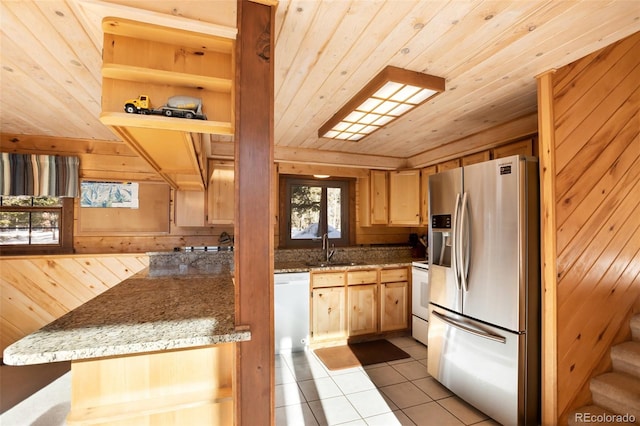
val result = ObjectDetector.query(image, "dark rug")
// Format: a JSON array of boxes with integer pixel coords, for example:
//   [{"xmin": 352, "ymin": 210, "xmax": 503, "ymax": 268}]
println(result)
[{"xmin": 314, "ymin": 339, "xmax": 410, "ymax": 371}]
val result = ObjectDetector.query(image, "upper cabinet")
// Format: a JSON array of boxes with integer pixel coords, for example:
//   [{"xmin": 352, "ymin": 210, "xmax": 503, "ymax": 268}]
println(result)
[
  {"xmin": 388, "ymin": 170, "xmax": 420, "ymax": 226},
  {"xmin": 369, "ymin": 170, "xmax": 389, "ymax": 225},
  {"xmin": 99, "ymin": 18, "xmax": 235, "ymax": 191},
  {"xmin": 208, "ymin": 161, "xmax": 234, "ymax": 225},
  {"xmin": 491, "ymin": 138, "xmax": 534, "ymax": 159},
  {"xmin": 420, "ymin": 166, "xmax": 436, "ymax": 226}
]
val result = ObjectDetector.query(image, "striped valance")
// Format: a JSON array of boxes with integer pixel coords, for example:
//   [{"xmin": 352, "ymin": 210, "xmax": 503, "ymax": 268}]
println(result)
[{"xmin": 0, "ymin": 153, "xmax": 80, "ymax": 197}]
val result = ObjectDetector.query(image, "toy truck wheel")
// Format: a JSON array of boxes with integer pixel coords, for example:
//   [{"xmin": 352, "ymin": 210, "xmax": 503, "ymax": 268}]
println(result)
[
  {"xmin": 164, "ymin": 109, "xmax": 173, "ymax": 117},
  {"xmin": 184, "ymin": 111, "xmax": 194, "ymax": 119},
  {"xmin": 125, "ymin": 104, "xmax": 137, "ymax": 114}
]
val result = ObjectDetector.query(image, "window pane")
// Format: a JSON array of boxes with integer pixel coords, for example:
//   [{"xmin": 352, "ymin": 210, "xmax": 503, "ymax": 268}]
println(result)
[
  {"xmin": 290, "ymin": 185, "xmax": 321, "ymax": 239},
  {"xmin": 32, "ymin": 197, "xmax": 62, "ymax": 207},
  {"xmin": 327, "ymin": 187, "xmax": 342, "ymax": 238},
  {"xmin": 0, "ymin": 196, "xmax": 62, "ymax": 207},
  {"xmin": 31, "ymin": 211, "xmax": 60, "ymax": 245},
  {"xmin": 1, "ymin": 196, "xmax": 33, "ymax": 207},
  {"xmin": 0, "ymin": 211, "xmax": 30, "ymax": 244}
]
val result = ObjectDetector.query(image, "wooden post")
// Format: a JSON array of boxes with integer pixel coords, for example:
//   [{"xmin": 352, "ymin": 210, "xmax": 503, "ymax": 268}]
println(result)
[
  {"xmin": 234, "ymin": 1, "xmax": 275, "ymax": 425},
  {"xmin": 537, "ymin": 70, "xmax": 558, "ymax": 426}
]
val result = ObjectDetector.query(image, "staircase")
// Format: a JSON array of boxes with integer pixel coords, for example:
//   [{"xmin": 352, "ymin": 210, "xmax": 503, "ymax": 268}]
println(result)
[{"xmin": 569, "ymin": 315, "xmax": 640, "ymax": 425}]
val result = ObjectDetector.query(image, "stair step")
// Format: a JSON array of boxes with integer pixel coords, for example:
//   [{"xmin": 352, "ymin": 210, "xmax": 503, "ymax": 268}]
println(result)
[
  {"xmin": 631, "ymin": 315, "xmax": 640, "ymax": 342},
  {"xmin": 591, "ymin": 372, "xmax": 640, "ymax": 422},
  {"xmin": 568, "ymin": 405, "xmax": 636, "ymax": 425},
  {"xmin": 613, "ymin": 341, "xmax": 640, "ymax": 379}
]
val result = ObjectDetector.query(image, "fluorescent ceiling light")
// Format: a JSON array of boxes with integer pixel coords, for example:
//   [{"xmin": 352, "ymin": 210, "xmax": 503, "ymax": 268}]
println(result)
[{"xmin": 318, "ymin": 66, "xmax": 445, "ymax": 141}]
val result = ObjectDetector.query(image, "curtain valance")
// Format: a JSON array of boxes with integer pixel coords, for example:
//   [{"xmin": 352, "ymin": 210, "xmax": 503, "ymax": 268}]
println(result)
[{"xmin": 0, "ymin": 153, "xmax": 80, "ymax": 197}]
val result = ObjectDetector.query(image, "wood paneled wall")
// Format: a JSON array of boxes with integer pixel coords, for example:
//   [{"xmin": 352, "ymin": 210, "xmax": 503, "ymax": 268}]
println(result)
[
  {"xmin": 0, "ymin": 134, "xmax": 231, "ymax": 253},
  {"xmin": 539, "ymin": 31, "xmax": 640, "ymax": 425},
  {"xmin": 0, "ymin": 254, "xmax": 148, "ymax": 354}
]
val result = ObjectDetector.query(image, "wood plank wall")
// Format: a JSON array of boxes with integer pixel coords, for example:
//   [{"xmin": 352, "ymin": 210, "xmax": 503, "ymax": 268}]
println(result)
[
  {"xmin": 0, "ymin": 254, "xmax": 148, "ymax": 354},
  {"xmin": 546, "ymin": 31, "xmax": 640, "ymax": 424},
  {"xmin": 0, "ymin": 134, "xmax": 233, "ymax": 253}
]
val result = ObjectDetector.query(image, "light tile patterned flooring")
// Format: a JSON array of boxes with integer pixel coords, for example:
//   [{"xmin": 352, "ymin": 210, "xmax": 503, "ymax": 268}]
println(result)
[{"xmin": 276, "ymin": 336, "xmax": 501, "ymax": 426}]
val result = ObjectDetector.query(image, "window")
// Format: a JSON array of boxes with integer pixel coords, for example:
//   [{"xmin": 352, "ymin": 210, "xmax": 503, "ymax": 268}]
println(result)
[
  {"xmin": 0, "ymin": 196, "xmax": 74, "ymax": 254},
  {"xmin": 280, "ymin": 176, "xmax": 352, "ymax": 248}
]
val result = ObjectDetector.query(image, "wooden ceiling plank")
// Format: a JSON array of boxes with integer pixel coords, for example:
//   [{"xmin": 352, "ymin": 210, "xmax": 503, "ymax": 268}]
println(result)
[
  {"xmin": 0, "ymin": 55, "xmax": 107, "ymax": 139},
  {"xmin": 273, "ymin": 0, "xmax": 323, "ymax": 102},
  {"xmin": 3, "ymin": 1, "xmax": 102, "ymax": 105},
  {"xmin": 35, "ymin": 0, "xmax": 103, "ymax": 87},
  {"xmin": 276, "ymin": 0, "xmax": 440, "ymax": 147}
]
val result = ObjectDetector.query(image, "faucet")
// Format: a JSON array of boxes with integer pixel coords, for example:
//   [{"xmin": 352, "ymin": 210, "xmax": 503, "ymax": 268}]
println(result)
[{"xmin": 322, "ymin": 233, "xmax": 335, "ymax": 263}]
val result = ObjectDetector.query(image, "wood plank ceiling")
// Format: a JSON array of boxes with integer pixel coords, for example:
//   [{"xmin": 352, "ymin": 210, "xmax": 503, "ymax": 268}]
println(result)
[{"xmin": 1, "ymin": 0, "xmax": 639, "ymax": 169}]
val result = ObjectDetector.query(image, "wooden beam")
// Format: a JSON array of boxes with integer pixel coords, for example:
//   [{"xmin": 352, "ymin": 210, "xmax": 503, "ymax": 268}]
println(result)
[
  {"xmin": 537, "ymin": 69, "xmax": 558, "ymax": 426},
  {"xmin": 234, "ymin": 1, "xmax": 275, "ymax": 425}
]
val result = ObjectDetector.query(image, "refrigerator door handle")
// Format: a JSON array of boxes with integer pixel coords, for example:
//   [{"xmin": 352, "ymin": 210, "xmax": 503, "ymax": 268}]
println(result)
[
  {"xmin": 459, "ymin": 192, "xmax": 470, "ymax": 292},
  {"xmin": 432, "ymin": 310, "xmax": 506, "ymax": 344},
  {"xmin": 452, "ymin": 193, "xmax": 461, "ymax": 289}
]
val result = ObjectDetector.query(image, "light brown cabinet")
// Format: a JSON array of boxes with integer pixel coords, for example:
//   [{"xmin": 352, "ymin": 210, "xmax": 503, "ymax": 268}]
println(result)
[
  {"xmin": 380, "ymin": 268, "xmax": 409, "ymax": 332},
  {"xmin": 174, "ymin": 190, "xmax": 206, "ymax": 227},
  {"xmin": 388, "ymin": 170, "xmax": 421, "ymax": 226},
  {"xmin": 369, "ymin": 170, "xmax": 388, "ymax": 225},
  {"xmin": 461, "ymin": 150, "xmax": 491, "ymax": 166},
  {"xmin": 347, "ymin": 284, "xmax": 378, "ymax": 336},
  {"xmin": 420, "ymin": 166, "xmax": 437, "ymax": 226},
  {"xmin": 436, "ymin": 158, "xmax": 461, "ymax": 173},
  {"xmin": 311, "ymin": 286, "xmax": 346, "ymax": 342},
  {"xmin": 310, "ymin": 266, "xmax": 410, "ymax": 344},
  {"xmin": 208, "ymin": 161, "xmax": 234, "ymax": 225},
  {"xmin": 492, "ymin": 138, "xmax": 534, "ymax": 158}
]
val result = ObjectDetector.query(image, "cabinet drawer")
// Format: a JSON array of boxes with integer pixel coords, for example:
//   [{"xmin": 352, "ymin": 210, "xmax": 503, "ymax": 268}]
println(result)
[
  {"xmin": 312, "ymin": 272, "xmax": 345, "ymax": 288},
  {"xmin": 380, "ymin": 268, "xmax": 408, "ymax": 283},
  {"xmin": 347, "ymin": 270, "xmax": 378, "ymax": 285}
]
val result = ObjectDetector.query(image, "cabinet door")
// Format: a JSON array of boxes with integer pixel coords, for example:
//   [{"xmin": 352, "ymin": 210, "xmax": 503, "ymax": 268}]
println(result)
[
  {"xmin": 208, "ymin": 162, "xmax": 234, "ymax": 224},
  {"xmin": 369, "ymin": 170, "xmax": 388, "ymax": 225},
  {"xmin": 175, "ymin": 190, "xmax": 206, "ymax": 227},
  {"xmin": 461, "ymin": 151, "xmax": 490, "ymax": 166},
  {"xmin": 420, "ymin": 166, "xmax": 437, "ymax": 226},
  {"xmin": 311, "ymin": 287, "xmax": 346, "ymax": 341},
  {"xmin": 388, "ymin": 170, "xmax": 420, "ymax": 226},
  {"xmin": 380, "ymin": 281, "xmax": 408, "ymax": 332},
  {"xmin": 348, "ymin": 284, "xmax": 378, "ymax": 336},
  {"xmin": 491, "ymin": 138, "xmax": 533, "ymax": 159}
]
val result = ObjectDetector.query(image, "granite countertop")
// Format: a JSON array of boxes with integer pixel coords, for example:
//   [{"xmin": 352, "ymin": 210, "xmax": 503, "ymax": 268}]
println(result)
[
  {"xmin": 3, "ymin": 266, "xmax": 250, "ymax": 366},
  {"xmin": 274, "ymin": 260, "xmax": 414, "ymax": 273}
]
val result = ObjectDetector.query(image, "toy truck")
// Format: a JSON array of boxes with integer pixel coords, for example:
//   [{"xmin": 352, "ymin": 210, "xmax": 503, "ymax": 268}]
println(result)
[{"xmin": 123, "ymin": 95, "xmax": 207, "ymax": 120}]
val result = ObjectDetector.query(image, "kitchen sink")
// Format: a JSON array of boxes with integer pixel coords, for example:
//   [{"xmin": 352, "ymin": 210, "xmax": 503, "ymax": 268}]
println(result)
[{"xmin": 305, "ymin": 261, "xmax": 364, "ymax": 267}]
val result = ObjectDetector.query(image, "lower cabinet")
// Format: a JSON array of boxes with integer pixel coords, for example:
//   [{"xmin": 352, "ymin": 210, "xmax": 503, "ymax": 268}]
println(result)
[
  {"xmin": 310, "ymin": 266, "xmax": 410, "ymax": 344},
  {"xmin": 311, "ymin": 286, "xmax": 346, "ymax": 342},
  {"xmin": 348, "ymin": 284, "xmax": 378, "ymax": 336},
  {"xmin": 380, "ymin": 267, "xmax": 409, "ymax": 332},
  {"xmin": 380, "ymin": 281, "xmax": 408, "ymax": 331}
]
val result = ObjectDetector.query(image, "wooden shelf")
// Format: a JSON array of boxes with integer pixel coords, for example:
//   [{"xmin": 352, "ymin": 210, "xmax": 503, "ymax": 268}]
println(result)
[
  {"xmin": 102, "ymin": 64, "xmax": 232, "ymax": 93},
  {"xmin": 100, "ymin": 112, "xmax": 232, "ymax": 135},
  {"xmin": 102, "ymin": 17, "xmax": 235, "ymax": 52},
  {"xmin": 99, "ymin": 17, "xmax": 235, "ymax": 191}
]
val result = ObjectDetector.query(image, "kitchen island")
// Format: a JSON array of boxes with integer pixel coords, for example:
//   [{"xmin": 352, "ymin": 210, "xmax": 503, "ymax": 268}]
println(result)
[{"xmin": 3, "ymin": 265, "xmax": 250, "ymax": 425}]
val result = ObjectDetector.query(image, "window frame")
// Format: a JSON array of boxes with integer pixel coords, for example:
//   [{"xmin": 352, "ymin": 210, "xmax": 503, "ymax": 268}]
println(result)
[
  {"xmin": 279, "ymin": 175, "xmax": 353, "ymax": 249},
  {"xmin": 0, "ymin": 197, "xmax": 74, "ymax": 255}
]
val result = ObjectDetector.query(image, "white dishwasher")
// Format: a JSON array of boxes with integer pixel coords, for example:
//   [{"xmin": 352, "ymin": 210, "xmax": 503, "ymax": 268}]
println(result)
[{"xmin": 274, "ymin": 272, "xmax": 310, "ymax": 354}]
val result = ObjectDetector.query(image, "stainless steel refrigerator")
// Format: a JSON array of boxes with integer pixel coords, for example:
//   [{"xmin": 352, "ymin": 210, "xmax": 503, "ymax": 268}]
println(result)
[{"xmin": 427, "ymin": 155, "xmax": 540, "ymax": 426}]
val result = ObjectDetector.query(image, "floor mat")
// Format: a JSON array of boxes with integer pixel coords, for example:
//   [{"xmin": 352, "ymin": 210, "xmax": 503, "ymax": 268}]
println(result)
[{"xmin": 314, "ymin": 339, "xmax": 410, "ymax": 371}]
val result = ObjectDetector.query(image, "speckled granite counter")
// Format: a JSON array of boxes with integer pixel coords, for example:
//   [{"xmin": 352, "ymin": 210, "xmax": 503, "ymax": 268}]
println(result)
[{"xmin": 3, "ymin": 265, "xmax": 250, "ymax": 366}]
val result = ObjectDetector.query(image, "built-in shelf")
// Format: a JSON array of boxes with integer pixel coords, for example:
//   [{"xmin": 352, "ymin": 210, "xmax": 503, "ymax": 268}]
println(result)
[
  {"xmin": 101, "ymin": 64, "xmax": 233, "ymax": 93},
  {"xmin": 99, "ymin": 17, "xmax": 235, "ymax": 191}
]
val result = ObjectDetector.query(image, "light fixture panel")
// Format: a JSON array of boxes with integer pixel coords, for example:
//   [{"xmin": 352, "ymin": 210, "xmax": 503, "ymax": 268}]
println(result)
[{"xmin": 319, "ymin": 66, "xmax": 445, "ymax": 141}]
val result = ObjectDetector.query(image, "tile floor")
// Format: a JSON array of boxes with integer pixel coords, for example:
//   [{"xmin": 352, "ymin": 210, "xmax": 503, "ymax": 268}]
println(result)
[{"xmin": 276, "ymin": 336, "xmax": 500, "ymax": 426}]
